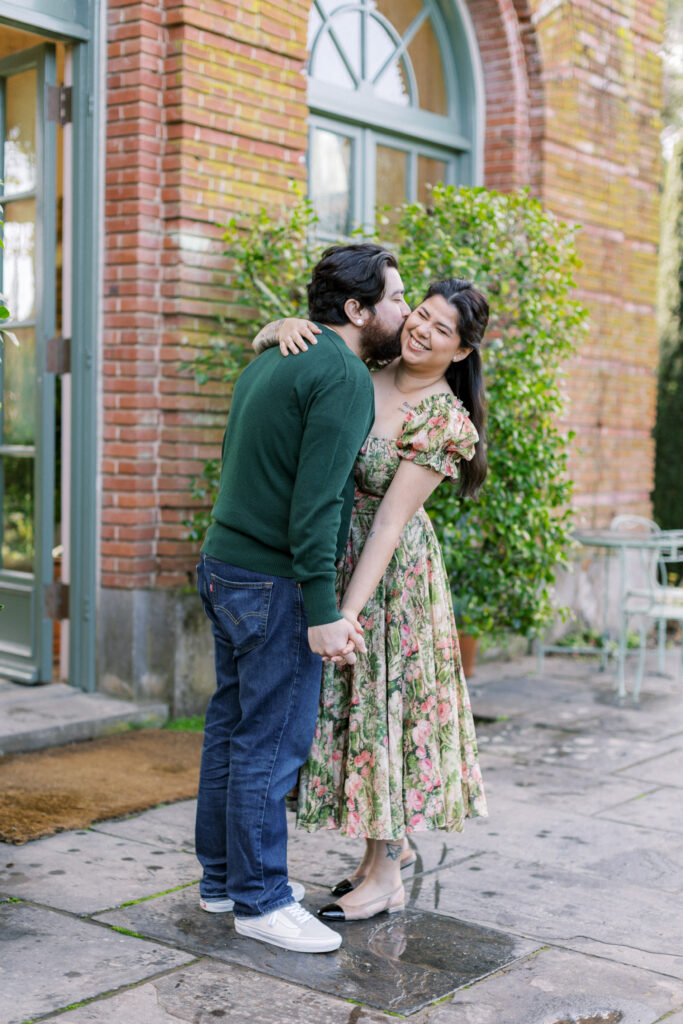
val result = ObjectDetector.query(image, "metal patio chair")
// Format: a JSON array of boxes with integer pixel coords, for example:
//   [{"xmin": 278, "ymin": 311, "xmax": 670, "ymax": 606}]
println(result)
[{"xmin": 614, "ymin": 517, "xmax": 683, "ymax": 702}]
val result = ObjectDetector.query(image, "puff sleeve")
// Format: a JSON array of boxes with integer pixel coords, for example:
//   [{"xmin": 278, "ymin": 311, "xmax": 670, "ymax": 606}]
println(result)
[{"xmin": 396, "ymin": 394, "xmax": 478, "ymax": 480}]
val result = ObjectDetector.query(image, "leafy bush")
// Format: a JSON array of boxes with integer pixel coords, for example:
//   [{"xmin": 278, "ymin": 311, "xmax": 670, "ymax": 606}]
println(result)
[
  {"xmin": 186, "ymin": 185, "xmax": 587, "ymax": 640},
  {"xmin": 393, "ymin": 187, "xmax": 586, "ymax": 638}
]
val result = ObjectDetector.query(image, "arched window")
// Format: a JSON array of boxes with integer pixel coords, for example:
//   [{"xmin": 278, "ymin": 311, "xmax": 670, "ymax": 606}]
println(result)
[{"xmin": 307, "ymin": 0, "xmax": 483, "ymax": 237}]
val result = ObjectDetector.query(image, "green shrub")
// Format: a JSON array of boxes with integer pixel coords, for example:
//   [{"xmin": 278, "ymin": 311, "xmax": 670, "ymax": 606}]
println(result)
[
  {"xmin": 185, "ymin": 185, "xmax": 587, "ymax": 641},
  {"xmin": 654, "ymin": 137, "xmax": 683, "ymax": 542}
]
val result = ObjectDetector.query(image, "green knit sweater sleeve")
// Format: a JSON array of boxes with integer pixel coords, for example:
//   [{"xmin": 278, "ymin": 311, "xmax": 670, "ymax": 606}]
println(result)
[{"xmin": 289, "ymin": 373, "xmax": 373, "ymax": 626}]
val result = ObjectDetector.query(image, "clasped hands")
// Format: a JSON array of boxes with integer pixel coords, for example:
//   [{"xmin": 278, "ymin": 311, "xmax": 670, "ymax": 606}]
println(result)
[{"xmin": 308, "ymin": 612, "xmax": 364, "ymax": 666}]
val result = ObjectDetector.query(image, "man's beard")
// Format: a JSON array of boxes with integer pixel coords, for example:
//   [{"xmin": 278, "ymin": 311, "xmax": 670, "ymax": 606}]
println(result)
[{"xmin": 358, "ymin": 319, "xmax": 403, "ymax": 363}]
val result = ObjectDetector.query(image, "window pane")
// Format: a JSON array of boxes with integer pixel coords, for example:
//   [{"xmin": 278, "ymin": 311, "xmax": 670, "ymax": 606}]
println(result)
[
  {"xmin": 371, "ymin": 0, "xmax": 423, "ymax": 37},
  {"xmin": 3, "ymin": 69, "xmax": 37, "ymax": 196},
  {"xmin": 374, "ymin": 57, "xmax": 410, "ymax": 106},
  {"xmin": 3, "ymin": 198, "xmax": 36, "ymax": 323},
  {"xmin": 312, "ymin": 28, "xmax": 355, "ymax": 89},
  {"xmin": 366, "ymin": 15, "xmax": 399, "ymax": 83},
  {"xmin": 2, "ymin": 326, "xmax": 35, "ymax": 446},
  {"xmin": 418, "ymin": 155, "xmax": 447, "ymax": 205},
  {"xmin": 310, "ymin": 128, "xmax": 353, "ymax": 236},
  {"xmin": 308, "ymin": 4, "xmax": 323, "ymax": 48},
  {"xmin": 376, "ymin": 144, "xmax": 407, "ymax": 230},
  {"xmin": 1, "ymin": 454, "xmax": 34, "ymax": 572},
  {"xmin": 331, "ymin": 11, "xmax": 361, "ymax": 79},
  {"xmin": 408, "ymin": 18, "xmax": 448, "ymax": 114}
]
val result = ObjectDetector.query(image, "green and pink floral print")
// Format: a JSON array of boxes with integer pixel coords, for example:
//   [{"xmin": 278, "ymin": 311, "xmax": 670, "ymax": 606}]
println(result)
[{"xmin": 297, "ymin": 393, "xmax": 488, "ymax": 839}]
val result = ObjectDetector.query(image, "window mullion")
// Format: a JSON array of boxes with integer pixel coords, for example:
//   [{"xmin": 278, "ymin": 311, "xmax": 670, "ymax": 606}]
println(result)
[
  {"xmin": 360, "ymin": 127, "xmax": 372, "ymax": 233},
  {"xmin": 408, "ymin": 149, "xmax": 417, "ymax": 203},
  {"xmin": 328, "ymin": 24, "xmax": 360, "ymax": 89},
  {"xmin": 360, "ymin": 1, "xmax": 367, "ymax": 83}
]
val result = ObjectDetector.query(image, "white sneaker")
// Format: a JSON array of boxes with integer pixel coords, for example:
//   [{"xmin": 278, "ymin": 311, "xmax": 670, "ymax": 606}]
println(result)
[
  {"xmin": 234, "ymin": 901, "xmax": 342, "ymax": 952},
  {"xmin": 200, "ymin": 880, "xmax": 305, "ymax": 913}
]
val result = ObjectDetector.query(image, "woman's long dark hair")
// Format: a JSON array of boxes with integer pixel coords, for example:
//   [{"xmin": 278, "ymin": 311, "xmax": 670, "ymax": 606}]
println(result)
[{"xmin": 424, "ymin": 279, "xmax": 489, "ymax": 499}]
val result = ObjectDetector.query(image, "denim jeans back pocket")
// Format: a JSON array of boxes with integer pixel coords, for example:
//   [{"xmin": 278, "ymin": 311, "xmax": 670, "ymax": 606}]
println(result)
[{"xmin": 209, "ymin": 573, "xmax": 273, "ymax": 654}]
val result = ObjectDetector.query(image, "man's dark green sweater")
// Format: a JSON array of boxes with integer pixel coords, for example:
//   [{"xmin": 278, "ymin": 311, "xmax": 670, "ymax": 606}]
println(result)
[{"xmin": 202, "ymin": 325, "xmax": 374, "ymax": 627}]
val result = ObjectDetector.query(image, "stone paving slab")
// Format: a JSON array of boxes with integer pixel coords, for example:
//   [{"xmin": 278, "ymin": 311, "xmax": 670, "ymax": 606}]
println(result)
[
  {"xmin": 426, "ymin": 945, "xmax": 683, "ymax": 1024},
  {"xmin": 432, "ymin": 792, "xmax": 683, "ymax": 891},
  {"xmin": 518, "ymin": 701, "xmax": 683, "ymax": 744},
  {"xmin": 0, "ymin": 680, "xmax": 75, "ymax": 699},
  {"xmin": 0, "ymin": 829, "xmax": 200, "ymax": 915},
  {"xmin": 596, "ymin": 784, "xmax": 683, "ymax": 833},
  {"xmin": 469, "ymin": 676, "xmax": 601, "ymax": 723},
  {"xmin": 412, "ymin": 850, "xmax": 683, "ymax": 979},
  {"xmin": 479, "ymin": 751, "xmax": 657, "ymax": 817},
  {"xmin": 478, "ymin": 722, "xmax": 678, "ymax": 777},
  {"xmin": 45, "ymin": 959, "xmax": 404, "ymax": 1024},
  {"xmin": 0, "ymin": 901, "xmax": 194, "ymax": 1024},
  {"xmin": 94, "ymin": 885, "xmax": 539, "ymax": 1016},
  {"xmin": 471, "ymin": 656, "xmax": 683, "ymax": 742},
  {"xmin": 619, "ymin": 745, "xmax": 683, "ymax": 786},
  {"xmin": 0, "ymin": 682, "xmax": 168, "ymax": 754},
  {"xmin": 90, "ymin": 800, "xmax": 197, "ymax": 851}
]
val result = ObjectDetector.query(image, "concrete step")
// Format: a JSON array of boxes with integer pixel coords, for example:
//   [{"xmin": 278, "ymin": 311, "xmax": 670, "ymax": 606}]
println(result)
[{"xmin": 0, "ymin": 680, "xmax": 169, "ymax": 755}]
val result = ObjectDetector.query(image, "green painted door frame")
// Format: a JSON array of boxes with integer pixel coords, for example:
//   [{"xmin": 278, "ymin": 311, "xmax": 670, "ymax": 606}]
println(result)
[
  {"xmin": 0, "ymin": 0, "xmax": 100, "ymax": 691},
  {"xmin": 0, "ymin": 44, "xmax": 57, "ymax": 682}
]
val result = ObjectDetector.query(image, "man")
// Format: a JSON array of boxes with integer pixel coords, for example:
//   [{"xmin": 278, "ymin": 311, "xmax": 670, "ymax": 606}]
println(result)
[{"xmin": 195, "ymin": 243, "xmax": 409, "ymax": 953}]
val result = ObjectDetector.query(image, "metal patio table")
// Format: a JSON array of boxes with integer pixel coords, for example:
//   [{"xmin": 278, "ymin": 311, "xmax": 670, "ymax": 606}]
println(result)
[{"xmin": 538, "ymin": 528, "xmax": 683, "ymax": 701}]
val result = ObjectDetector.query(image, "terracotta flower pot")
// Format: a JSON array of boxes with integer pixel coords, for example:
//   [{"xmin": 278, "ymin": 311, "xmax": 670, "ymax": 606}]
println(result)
[{"xmin": 459, "ymin": 634, "xmax": 478, "ymax": 678}]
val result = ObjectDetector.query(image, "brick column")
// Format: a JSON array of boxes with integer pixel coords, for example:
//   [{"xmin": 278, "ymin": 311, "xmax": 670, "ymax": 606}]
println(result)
[
  {"xmin": 103, "ymin": 0, "xmax": 309, "ymax": 593},
  {"xmin": 529, "ymin": 0, "xmax": 665, "ymax": 524}
]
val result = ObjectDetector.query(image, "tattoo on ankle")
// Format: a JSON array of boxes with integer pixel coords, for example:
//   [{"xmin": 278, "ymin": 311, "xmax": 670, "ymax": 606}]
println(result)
[{"xmin": 385, "ymin": 841, "xmax": 403, "ymax": 861}]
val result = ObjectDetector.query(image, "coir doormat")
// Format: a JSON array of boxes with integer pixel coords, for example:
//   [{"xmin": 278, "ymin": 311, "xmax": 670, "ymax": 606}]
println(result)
[{"xmin": 0, "ymin": 729, "xmax": 202, "ymax": 844}]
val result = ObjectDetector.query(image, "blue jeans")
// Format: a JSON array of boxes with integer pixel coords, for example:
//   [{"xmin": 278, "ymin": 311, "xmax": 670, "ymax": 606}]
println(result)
[{"xmin": 195, "ymin": 554, "xmax": 323, "ymax": 918}]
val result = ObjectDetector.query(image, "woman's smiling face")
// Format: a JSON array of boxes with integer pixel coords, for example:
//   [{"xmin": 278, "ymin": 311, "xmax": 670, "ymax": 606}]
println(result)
[{"xmin": 400, "ymin": 293, "xmax": 471, "ymax": 372}]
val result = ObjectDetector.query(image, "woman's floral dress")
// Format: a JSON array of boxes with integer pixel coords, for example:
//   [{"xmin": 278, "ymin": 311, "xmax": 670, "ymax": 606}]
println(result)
[{"xmin": 297, "ymin": 393, "xmax": 488, "ymax": 839}]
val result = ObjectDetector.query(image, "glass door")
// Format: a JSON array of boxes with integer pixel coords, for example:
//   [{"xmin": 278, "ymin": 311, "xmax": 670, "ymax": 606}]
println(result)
[{"xmin": 0, "ymin": 44, "xmax": 57, "ymax": 682}]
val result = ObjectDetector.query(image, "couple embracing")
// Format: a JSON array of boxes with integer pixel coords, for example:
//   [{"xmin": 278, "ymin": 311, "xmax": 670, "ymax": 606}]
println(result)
[{"xmin": 195, "ymin": 243, "xmax": 489, "ymax": 953}]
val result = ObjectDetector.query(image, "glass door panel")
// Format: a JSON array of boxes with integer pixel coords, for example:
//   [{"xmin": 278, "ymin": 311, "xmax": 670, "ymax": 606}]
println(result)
[
  {"xmin": 2, "ymin": 454, "xmax": 34, "ymax": 572},
  {"xmin": 3, "ymin": 198, "xmax": 37, "ymax": 321},
  {"xmin": 4, "ymin": 68, "xmax": 37, "ymax": 194},
  {"xmin": 2, "ymin": 326, "xmax": 36, "ymax": 447},
  {"xmin": 0, "ymin": 44, "xmax": 56, "ymax": 682}
]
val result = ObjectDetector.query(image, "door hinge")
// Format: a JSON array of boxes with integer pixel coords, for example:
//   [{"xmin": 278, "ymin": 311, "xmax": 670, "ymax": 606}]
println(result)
[
  {"xmin": 47, "ymin": 85, "xmax": 72, "ymax": 126},
  {"xmin": 46, "ymin": 335, "xmax": 71, "ymax": 374},
  {"xmin": 45, "ymin": 582, "xmax": 70, "ymax": 621}
]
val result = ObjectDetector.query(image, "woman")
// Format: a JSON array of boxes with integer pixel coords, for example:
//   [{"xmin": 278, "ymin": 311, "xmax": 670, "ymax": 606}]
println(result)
[{"xmin": 255, "ymin": 279, "xmax": 489, "ymax": 922}]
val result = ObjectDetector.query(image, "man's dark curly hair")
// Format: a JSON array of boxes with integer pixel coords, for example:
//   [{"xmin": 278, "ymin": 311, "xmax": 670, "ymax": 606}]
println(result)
[{"xmin": 307, "ymin": 243, "xmax": 398, "ymax": 325}]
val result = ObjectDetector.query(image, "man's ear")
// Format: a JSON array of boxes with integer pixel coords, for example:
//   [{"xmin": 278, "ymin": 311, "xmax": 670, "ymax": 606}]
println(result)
[{"xmin": 344, "ymin": 297, "xmax": 366, "ymax": 327}]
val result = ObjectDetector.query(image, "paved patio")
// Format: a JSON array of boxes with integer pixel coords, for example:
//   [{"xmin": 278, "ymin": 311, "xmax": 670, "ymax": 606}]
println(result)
[{"xmin": 2, "ymin": 651, "xmax": 682, "ymax": 1024}]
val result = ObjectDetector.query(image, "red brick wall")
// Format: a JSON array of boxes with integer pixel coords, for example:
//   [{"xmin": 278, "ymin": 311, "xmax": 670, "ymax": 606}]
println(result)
[
  {"xmin": 103, "ymin": 0, "xmax": 309, "ymax": 590},
  {"xmin": 527, "ymin": 0, "xmax": 664, "ymax": 525},
  {"xmin": 101, "ymin": 0, "xmax": 663, "ymax": 591},
  {"xmin": 469, "ymin": 0, "xmax": 543, "ymax": 191}
]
